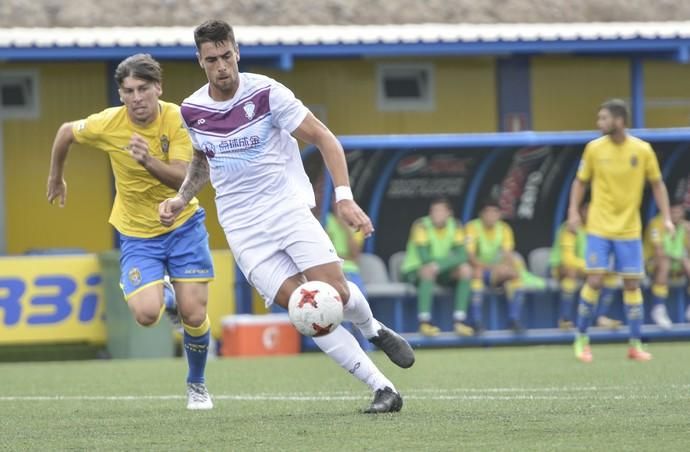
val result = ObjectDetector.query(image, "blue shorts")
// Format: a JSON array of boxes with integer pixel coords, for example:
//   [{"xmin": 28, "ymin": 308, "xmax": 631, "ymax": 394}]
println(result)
[
  {"xmin": 585, "ymin": 234, "xmax": 643, "ymax": 277},
  {"xmin": 119, "ymin": 209, "xmax": 214, "ymax": 299}
]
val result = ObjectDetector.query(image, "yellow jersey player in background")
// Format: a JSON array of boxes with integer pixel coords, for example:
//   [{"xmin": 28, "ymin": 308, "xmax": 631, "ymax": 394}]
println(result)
[
  {"xmin": 568, "ymin": 99, "xmax": 673, "ymax": 363},
  {"xmin": 643, "ymin": 199, "xmax": 690, "ymax": 329},
  {"xmin": 46, "ymin": 54, "xmax": 215, "ymax": 409}
]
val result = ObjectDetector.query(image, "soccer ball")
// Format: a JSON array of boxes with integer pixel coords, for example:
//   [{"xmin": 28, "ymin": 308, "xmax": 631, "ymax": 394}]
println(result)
[{"xmin": 288, "ymin": 281, "xmax": 344, "ymax": 337}]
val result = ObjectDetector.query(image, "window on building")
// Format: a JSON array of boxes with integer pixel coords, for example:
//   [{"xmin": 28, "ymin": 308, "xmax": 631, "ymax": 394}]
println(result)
[
  {"xmin": 0, "ymin": 71, "xmax": 39, "ymax": 119},
  {"xmin": 377, "ymin": 63, "xmax": 434, "ymax": 111}
]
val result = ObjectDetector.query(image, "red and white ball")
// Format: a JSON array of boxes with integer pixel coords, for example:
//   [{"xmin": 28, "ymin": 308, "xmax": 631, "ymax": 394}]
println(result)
[{"xmin": 288, "ymin": 281, "xmax": 343, "ymax": 337}]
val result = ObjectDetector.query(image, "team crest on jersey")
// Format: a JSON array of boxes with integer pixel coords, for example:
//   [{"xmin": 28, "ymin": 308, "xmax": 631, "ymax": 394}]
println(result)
[
  {"xmin": 160, "ymin": 135, "xmax": 169, "ymax": 153},
  {"xmin": 630, "ymin": 155, "xmax": 638, "ymax": 167},
  {"xmin": 128, "ymin": 268, "xmax": 142, "ymax": 286},
  {"xmin": 243, "ymin": 101, "xmax": 256, "ymax": 120}
]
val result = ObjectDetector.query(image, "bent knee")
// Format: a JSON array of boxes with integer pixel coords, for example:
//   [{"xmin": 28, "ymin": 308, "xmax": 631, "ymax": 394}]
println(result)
[
  {"xmin": 181, "ymin": 310, "xmax": 207, "ymax": 328},
  {"xmin": 134, "ymin": 310, "xmax": 160, "ymax": 327},
  {"xmin": 458, "ymin": 264, "xmax": 472, "ymax": 279}
]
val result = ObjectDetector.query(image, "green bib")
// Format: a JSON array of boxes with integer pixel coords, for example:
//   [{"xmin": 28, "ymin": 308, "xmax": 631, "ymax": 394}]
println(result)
[
  {"xmin": 401, "ymin": 217, "xmax": 457, "ymax": 273},
  {"xmin": 663, "ymin": 225, "xmax": 686, "ymax": 260},
  {"xmin": 326, "ymin": 214, "xmax": 359, "ymax": 273}
]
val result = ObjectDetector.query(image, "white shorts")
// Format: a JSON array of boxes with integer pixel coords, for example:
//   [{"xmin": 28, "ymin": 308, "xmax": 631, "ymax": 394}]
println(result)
[{"xmin": 223, "ymin": 206, "xmax": 340, "ymax": 306}]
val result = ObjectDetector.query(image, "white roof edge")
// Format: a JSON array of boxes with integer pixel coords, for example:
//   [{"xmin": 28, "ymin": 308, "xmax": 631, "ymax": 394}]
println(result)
[{"xmin": 2, "ymin": 22, "xmax": 690, "ymax": 48}]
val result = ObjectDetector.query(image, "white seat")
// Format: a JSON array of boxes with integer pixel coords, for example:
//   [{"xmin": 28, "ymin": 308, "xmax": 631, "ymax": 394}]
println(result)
[
  {"xmin": 358, "ymin": 253, "xmax": 391, "ymax": 285},
  {"xmin": 388, "ymin": 251, "xmax": 407, "ymax": 283},
  {"xmin": 528, "ymin": 247, "xmax": 552, "ymax": 278},
  {"xmin": 358, "ymin": 253, "xmax": 415, "ymax": 297}
]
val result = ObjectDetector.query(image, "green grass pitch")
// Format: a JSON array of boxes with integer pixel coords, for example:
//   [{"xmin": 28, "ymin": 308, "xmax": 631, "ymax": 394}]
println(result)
[{"xmin": 1, "ymin": 343, "xmax": 689, "ymax": 451}]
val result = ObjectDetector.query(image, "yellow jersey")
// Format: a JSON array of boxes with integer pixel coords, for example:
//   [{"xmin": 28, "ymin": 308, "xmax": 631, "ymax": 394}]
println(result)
[
  {"xmin": 464, "ymin": 219, "xmax": 514, "ymax": 263},
  {"xmin": 577, "ymin": 135, "xmax": 661, "ymax": 240},
  {"xmin": 643, "ymin": 214, "xmax": 689, "ymax": 260},
  {"xmin": 73, "ymin": 101, "xmax": 198, "ymax": 238}
]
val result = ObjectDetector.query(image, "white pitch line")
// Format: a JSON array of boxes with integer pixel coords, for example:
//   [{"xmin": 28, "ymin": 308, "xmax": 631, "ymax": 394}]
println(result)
[{"xmin": 0, "ymin": 393, "xmax": 683, "ymax": 402}]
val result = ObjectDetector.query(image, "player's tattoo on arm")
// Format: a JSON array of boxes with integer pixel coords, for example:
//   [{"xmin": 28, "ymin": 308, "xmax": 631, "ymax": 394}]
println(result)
[{"xmin": 178, "ymin": 151, "xmax": 210, "ymax": 203}]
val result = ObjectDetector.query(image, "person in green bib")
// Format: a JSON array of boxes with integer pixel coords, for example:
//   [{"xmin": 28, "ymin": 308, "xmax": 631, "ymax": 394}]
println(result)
[
  {"xmin": 550, "ymin": 202, "xmax": 622, "ymax": 330},
  {"xmin": 400, "ymin": 197, "xmax": 473, "ymax": 337},
  {"xmin": 326, "ymin": 212, "xmax": 367, "ymax": 293},
  {"xmin": 465, "ymin": 198, "xmax": 525, "ymax": 334},
  {"xmin": 643, "ymin": 200, "xmax": 690, "ymax": 329}
]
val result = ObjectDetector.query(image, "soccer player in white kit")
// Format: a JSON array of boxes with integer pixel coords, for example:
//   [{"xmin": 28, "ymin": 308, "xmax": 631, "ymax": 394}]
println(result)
[{"xmin": 159, "ymin": 19, "xmax": 415, "ymax": 413}]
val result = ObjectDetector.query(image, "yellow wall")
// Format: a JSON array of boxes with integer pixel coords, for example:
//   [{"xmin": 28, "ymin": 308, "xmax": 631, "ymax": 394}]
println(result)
[
  {"xmin": 531, "ymin": 56, "xmax": 630, "ymax": 130},
  {"xmin": 532, "ymin": 56, "xmax": 690, "ymax": 130},
  {"xmin": 255, "ymin": 57, "xmax": 497, "ymax": 134},
  {"xmin": 644, "ymin": 60, "xmax": 690, "ymax": 128},
  {"xmin": 2, "ymin": 62, "xmax": 112, "ymax": 254}
]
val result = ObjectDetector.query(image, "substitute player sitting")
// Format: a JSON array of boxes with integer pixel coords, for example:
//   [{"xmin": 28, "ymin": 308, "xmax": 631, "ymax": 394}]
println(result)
[
  {"xmin": 465, "ymin": 198, "xmax": 526, "ymax": 334},
  {"xmin": 644, "ymin": 199, "xmax": 690, "ymax": 329},
  {"xmin": 400, "ymin": 197, "xmax": 473, "ymax": 337}
]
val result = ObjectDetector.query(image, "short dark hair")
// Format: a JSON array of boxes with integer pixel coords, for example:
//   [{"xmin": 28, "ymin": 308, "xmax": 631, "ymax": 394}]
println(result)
[
  {"xmin": 114, "ymin": 54, "xmax": 162, "ymax": 87},
  {"xmin": 480, "ymin": 196, "xmax": 500, "ymax": 211},
  {"xmin": 430, "ymin": 196, "xmax": 452, "ymax": 209},
  {"xmin": 600, "ymin": 99, "xmax": 629, "ymax": 125},
  {"xmin": 194, "ymin": 20, "xmax": 237, "ymax": 50}
]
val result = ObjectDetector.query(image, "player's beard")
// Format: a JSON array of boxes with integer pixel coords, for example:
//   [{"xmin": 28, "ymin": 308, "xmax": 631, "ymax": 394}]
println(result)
[{"xmin": 213, "ymin": 75, "xmax": 237, "ymax": 96}]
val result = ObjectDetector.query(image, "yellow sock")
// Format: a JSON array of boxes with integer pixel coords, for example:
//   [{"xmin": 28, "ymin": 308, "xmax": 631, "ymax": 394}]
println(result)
[
  {"xmin": 183, "ymin": 315, "xmax": 211, "ymax": 337},
  {"xmin": 471, "ymin": 279, "xmax": 484, "ymax": 291},
  {"xmin": 623, "ymin": 288, "xmax": 643, "ymax": 306},
  {"xmin": 562, "ymin": 277, "xmax": 577, "ymax": 294},
  {"xmin": 505, "ymin": 279, "xmax": 522, "ymax": 299},
  {"xmin": 581, "ymin": 283, "xmax": 600, "ymax": 305},
  {"xmin": 652, "ymin": 284, "xmax": 669, "ymax": 299},
  {"xmin": 603, "ymin": 274, "xmax": 620, "ymax": 289}
]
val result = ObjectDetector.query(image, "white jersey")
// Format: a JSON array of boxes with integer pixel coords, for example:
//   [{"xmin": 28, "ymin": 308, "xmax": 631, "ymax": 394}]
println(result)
[{"xmin": 180, "ymin": 73, "xmax": 315, "ymax": 231}]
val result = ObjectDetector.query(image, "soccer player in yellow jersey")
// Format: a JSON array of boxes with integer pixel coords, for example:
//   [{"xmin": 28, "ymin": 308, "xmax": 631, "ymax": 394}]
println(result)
[
  {"xmin": 643, "ymin": 200, "xmax": 690, "ymax": 329},
  {"xmin": 465, "ymin": 198, "xmax": 526, "ymax": 334},
  {"xmin": 568, "ymin": 99, "xmax": 674, "ymax": 362},
  {"xmin": 46, "ymin": 54, "xmax": 215, "ymax": 409}
]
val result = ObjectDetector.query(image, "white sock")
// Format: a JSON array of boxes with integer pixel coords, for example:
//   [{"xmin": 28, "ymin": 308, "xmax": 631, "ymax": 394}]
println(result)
[
  {"xmin": 343, "ymin": 281, "xmax": 381, "ymax": 339},
  {"xmin": 313, "ymin": 325, "xmax": 395, "ymax": 392}
]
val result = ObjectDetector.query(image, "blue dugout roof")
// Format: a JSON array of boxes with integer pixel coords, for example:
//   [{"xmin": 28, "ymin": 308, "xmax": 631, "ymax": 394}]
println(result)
[{"xmin": 2, "ymin": 23, "xmax": 690, "ymax": 65}]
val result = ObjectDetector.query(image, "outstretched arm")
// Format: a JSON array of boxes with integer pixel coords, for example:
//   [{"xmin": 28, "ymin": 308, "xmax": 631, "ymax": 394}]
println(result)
[
  {"xmin": 159, "ymin": 150, "xmax": 209, "ymax": 227},
  {"xmin": 47, "ymin": 122, "xmax": 77, "ymax": 207},
  {"xmin": 293, "ymin": 112, "xmax": 373, "ymax": 236}
]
